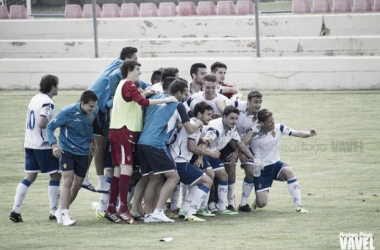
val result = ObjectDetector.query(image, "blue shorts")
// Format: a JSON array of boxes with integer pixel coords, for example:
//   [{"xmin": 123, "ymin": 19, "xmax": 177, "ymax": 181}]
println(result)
[
  {"xmin": 25, "ymin": 148, "xmax": 59, "ymax": 174},
  {"xmin": 176, "ymin": 162, "xmax": 205, "ymax": 186},
  {"xmin": 220, "ymin": 144, "xmax": 237, "ymax": 164},
  {"xmin": 202, "ymin": 144, "xmax": 233, "ymax": 171},
  {"xmin": 137, "ymin": 144, "xmax": 176, "ymax": 176},
  {"xmin": 202, "ymin": 156, "xmax": 224, "ymax": 171},
  {"xmin": 59, "ymin": 151, "xmax": 88, "ymax": 178},
  {"xmin": 254, "ymin": 161, "xmax": 289, "ymax": 192}
]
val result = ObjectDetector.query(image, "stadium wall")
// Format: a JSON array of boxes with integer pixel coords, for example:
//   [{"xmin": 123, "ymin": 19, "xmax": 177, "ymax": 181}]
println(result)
[
  {"xmin": 1, "ymin": 13, "xmax": 379, "ymax": 58},
  {"xmin": 1, "ymin": 13, "xmax": 379, "ymax": 90},
  {"xmin": 1, "ymin": 57, "xmax": 379, "ymax": 90}
]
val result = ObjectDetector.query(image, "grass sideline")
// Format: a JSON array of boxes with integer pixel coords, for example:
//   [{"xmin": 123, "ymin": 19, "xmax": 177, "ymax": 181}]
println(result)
[{"xmin": 0, "ymin": 90, "xmax": 379, "ymax": 250}]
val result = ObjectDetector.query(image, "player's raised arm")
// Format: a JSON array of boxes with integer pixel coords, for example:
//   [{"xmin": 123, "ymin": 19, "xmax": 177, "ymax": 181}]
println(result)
[{"xmin": 291, "ymin": 129, "xmax": 317, "ymax": 138}]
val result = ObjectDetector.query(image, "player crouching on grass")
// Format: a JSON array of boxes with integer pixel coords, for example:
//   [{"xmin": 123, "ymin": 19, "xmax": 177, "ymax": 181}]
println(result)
[
  {"xmin": 169, "ymin": 101, "xmax": 221, "ymax": 222},
  {"xmin": 243, "ymin": 109, "xmax": 316, "ymax": 213},
  {"xmin": 195, "ymin": 106, "xmax": 256, "ymax": 215}
]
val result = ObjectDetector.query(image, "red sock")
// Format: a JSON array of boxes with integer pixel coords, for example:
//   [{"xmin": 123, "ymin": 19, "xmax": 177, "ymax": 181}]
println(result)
[
  {"xmin": 107, "ymin": 176, "xmax": 119, "ymax": 214},
  {"xmin": 119, "ymin": 174, "xmax": 131, "ymax": 213}
]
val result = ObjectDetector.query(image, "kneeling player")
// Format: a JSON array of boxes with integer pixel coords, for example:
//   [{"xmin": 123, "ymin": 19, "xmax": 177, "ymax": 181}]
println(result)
[{"xmin": 244, "ymin": 109, "xmax": 316, "ymax": 213}]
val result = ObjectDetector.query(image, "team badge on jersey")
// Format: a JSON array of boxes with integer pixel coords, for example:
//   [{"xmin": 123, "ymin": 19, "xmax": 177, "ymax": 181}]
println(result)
[
  {"xmin": 63, "ymin": 163, "xmax": 67, "ymax": 169},
  {"xmin": 258, "ymin": 183, "xmax": 262, "ymax": 189},
  {"xmin": 43, "ymin": 107, "xmax": 51, "ymax": 116},
  {"xmin": 271, "ymin": 131, "xmax": 276, "ymax": 137}
]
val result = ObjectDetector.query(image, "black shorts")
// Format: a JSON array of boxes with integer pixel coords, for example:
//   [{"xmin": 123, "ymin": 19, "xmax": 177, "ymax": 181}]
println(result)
[
  {"xmin": 59, "ymin": 151, "xmax": 88, "ymax": 178},
  {"xmin": 137, "ymin": 144, "xmax": 176, "ymax": 176},
  {"xmin": 93, "ymin": 110, "xmax": 110, "ymax": 137}
]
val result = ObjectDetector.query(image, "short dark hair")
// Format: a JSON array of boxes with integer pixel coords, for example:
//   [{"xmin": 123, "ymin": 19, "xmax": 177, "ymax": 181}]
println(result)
[
  {"xmin": 223, "ymin": 105, "xmax": 240, "ymax": 117},
  {"xmin": 161, "ymin": 67, "xmax": 179, "ymax": 81},
  {"xmin": 169, "ymin": 78, "xmax": 188, "ymax": 95},
  {"xmin": 81, "ymin": 90, "xmax": 98, "ymax": 104},
  {"xmin": 190, "ymin": 63, "xmax": 207, "ymax": 78},
  {"xmin": 203, "ymin": 74, "xmax": 217, "ymax": 83},
  {"xmin": 151, "ymin": 70, "xmax": 162, "ymax": 84},
  {"xmin": 247, "ymin": 90, "xmax": 262, "ymax": 101},
  {"xmin": 162, "ymin": 76, "xmax": 176, "ymax": 91},
  {"xmin": 120, "ymin": 60, "xmax": 141, "ymax": 79},
  {"xmin": 194, "ymin": 101, "xmax": 213, "ymax": 117},
  {"xmin": 39, "ymin": 75, "xmax": 58, "ymax": 94},
  {"xmin": 120, "ymin": 47, "xmax": 138, "ymax": 60},
  {"xmin": 210, "ymin": 62, "xmax": 227, "ymax": 73},
  {"xmin": 257, "ymin": 109, "xmax": 273, "ymax": 123}
]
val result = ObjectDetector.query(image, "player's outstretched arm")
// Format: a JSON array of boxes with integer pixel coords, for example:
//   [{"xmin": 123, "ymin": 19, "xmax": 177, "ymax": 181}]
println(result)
[
  {"xmin": 291, "ymin": 129, "xmax": 317, "ymax": 138},
  {"xmin": 221, "ymin": 86, "xmax": 238, "ymax": 95}
]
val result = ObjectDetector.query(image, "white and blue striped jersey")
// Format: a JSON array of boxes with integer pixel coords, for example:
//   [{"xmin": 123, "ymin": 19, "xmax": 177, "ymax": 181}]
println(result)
[
  {"xmin": 170, "ymin": 118, "xmax": 202, "ymax": 163},
  {"xmin": 185, "ymin": 92, "xmax": 228, "ymax": 115},
  {"xmin": 24, "ymin": 93, "xmax": 55, "ymax": 150},
  {"xmin": 203, "ymin": 118, "xmax": 241, "ymax": 152},
  {"xmin": 138, "ymin": 102, "xmax": 190, "ymax": 149},
  {"xmin": 249, "ymin": 124, "xmax": 293, "ymax": 167}
]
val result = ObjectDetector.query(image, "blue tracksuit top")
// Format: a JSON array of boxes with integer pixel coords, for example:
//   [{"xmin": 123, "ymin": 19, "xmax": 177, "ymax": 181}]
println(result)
[
  {"xmin": 46, "ymin": 102, "xmax": 97, "ymax": 156},
  {"xmin": 87, "ymin": 58, "xmax": 122, "ymax": 113}
]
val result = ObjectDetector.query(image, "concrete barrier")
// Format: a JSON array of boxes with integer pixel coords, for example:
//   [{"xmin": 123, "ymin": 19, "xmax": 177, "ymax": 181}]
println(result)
[
  {"xmin": 1, "ymin": 57, "xmax": 379, "ymax": 90},
  {"xmin": 1, "ymin": 36, "xmax": 379, "ymax": 58}
]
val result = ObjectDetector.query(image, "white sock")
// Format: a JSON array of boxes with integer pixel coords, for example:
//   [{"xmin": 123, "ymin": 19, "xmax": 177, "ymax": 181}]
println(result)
[
  {"xmin": 82, "ymin": 171, "xmax": 90, "ymax": 185},
  {"xmin": 170, "ymin": 183, "xmax": 181, "ymax": 211},
  {"xmin": 154, "ymin": 208, "xmax": 164, "ymax": 214},
  {"xmin": 240, "ymin": 177, "xmax": 254, "ymax": 206},
  {"xmin": 200, "ymin": 191, "xmax": 210, "ymax": 210},
  {"xmin": 182, "ymin": 185, "xmax": 198, "ymax": 213},
  {"xmin": 217, "ymin": 181, "xmax": 229, "ymax": 211},
  {"xmin": 187, "ymin": 185, "xmax": 209, "ymax": 216},
  {"xmin": 96, "ymin": 175, "xmax": 107, "ymax": 190},
  {"xmin": 227, "ymin": 181, "xmax": 236, "ymax": 206},
  {"xmin": 287, "ymin": 178, "xmax": 302, "ymax": 207},
  {"xmin": 12, "ymin": 179, "xmax": 31, "ymax": 213},
  {"xmin": 98, "ymin": 193, "xmax": 110, "ymax": 213},
  {"xmin": 180, "ymin": 183, "xmax": 189, "ymax": 206},
  {"xmin": 48, "ymin": 180, "xmax": 60, "ymax": 215}
]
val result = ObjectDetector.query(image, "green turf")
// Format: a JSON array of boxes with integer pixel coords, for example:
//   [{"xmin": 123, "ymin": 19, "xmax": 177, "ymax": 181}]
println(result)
[{"xmin": 0, "ymin": 90, "xmax": 379, "ymax": 250}]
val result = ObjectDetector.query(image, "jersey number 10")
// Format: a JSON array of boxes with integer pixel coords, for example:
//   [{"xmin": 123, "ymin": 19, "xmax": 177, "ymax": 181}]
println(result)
[{"xmin": 27, "ymin": 109, "xmax": 36, "ymax": 130}]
